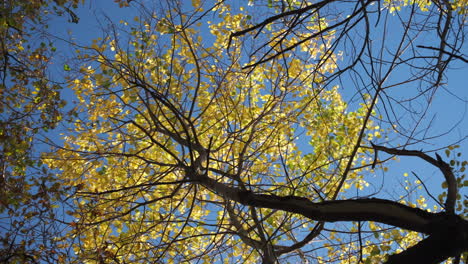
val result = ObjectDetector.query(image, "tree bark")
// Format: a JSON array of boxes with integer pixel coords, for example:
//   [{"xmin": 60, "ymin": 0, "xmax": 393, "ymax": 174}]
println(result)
[
  {"xmin": 386, "ymin": 214, "xmax": 468, "ymax": 263},
  {"xmin": 189, "ymin": 168, "xmax": 468, "ymax": 263}
]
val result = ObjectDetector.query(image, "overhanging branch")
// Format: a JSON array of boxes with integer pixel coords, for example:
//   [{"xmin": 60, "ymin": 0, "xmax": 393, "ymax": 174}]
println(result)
[
  {"xmin": 188, "ymin": 168, "xmax": 441, "ymax": 235},
  {"xmin": 371, "ymin": 144, "xmax": 457, "ymax": 214}
]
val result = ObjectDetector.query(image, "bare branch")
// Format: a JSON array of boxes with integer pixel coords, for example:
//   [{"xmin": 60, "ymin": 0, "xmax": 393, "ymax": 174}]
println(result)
[
  {"xmin": 417, "ymin": 45, "xmax": 468, "ymax": 63},
  {"xmin": 371, "ymin": 144, "xmax": 457, "ymax": 214}
]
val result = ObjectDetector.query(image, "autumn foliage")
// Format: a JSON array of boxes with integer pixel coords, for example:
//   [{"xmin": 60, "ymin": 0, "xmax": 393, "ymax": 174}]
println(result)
[{"xmin": 1, "ymin": 0, "xmax": 467, "ymax": 263}]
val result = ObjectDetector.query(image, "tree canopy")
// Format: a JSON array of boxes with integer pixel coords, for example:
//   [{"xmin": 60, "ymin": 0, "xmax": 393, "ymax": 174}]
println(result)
[
  {"xmin": 1, "ymin": 0, "xmax": 467, "ymax": 263},
  {"xmin": 1, "ymin": 0, "xmax": 80, "ymax": 262}
]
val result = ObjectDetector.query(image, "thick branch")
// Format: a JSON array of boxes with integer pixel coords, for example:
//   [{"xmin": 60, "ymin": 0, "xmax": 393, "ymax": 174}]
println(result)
[
  {"xmin": 386, "ymin": 214, "xmax": 468, "ymax": 264},
  {"xmin": 189, "ymin": 170, "xmax": 441, "ymax": 234},
  {"xmin": 371, "ymin": 144, "xmax": 457, "ymax": 214}
]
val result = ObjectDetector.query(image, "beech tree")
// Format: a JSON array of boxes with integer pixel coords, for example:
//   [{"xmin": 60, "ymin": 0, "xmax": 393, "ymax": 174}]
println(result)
[{"xmin": 28, "ymin": 0, "xmax": 468, "ymax": 263}]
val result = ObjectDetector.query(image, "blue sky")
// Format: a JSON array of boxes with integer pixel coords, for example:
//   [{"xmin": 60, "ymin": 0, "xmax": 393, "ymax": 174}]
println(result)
[
  {"xmin": 1, "ymin": 1, "xmax": 466, "ymax": 263},
  {"xmin": 46, "ymin": 0, "xmax": 467, "ymax": 212},
  {"xmin": 35, "ymin": 3, "xmax": 467, "ymax": 263}
]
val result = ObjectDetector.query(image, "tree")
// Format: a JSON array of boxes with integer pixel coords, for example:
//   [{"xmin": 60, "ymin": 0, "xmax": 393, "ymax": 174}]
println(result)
[
  {"xmin": 40, "ymin": 0, "xmax": 467, "ymax": 263},
  {"xmin": 0, "ymin": 0, "xmax": 82, "ymax": 262}
]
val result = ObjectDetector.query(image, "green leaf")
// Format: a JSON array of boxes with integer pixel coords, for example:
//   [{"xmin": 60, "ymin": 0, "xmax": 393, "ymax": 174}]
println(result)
[{"xmin": 63, "ymin": 64, "xmax": 71, "ymax": 71}]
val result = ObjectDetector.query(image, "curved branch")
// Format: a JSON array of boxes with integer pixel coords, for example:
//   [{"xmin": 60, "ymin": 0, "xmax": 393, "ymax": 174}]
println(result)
[
  {"xmin": 276, "ymin": 222, "xmax": 324, "ymax": 255},
  {"xmin": 190, "ymin": 169, "xmax": 468, "ymax": 263},
  {"xmin": 189, "ymin": 170, "xmax": 441, "ymax": 234},
  {"xmin": 371, "ymin": 144, "xmax": 457, "ymax": 214}
]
